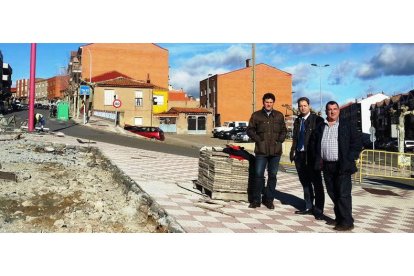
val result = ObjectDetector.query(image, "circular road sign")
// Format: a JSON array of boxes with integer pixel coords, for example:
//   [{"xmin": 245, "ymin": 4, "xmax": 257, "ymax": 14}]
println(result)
[{"xmin": 113, "ymin": 99, "xmax": 122, "ymax": 108}]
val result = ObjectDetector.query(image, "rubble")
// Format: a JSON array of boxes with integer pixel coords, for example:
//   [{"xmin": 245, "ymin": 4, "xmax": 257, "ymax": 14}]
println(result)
[{"xmin": 0, "ymin": 136, "xmax": 167, "ymax": 233}]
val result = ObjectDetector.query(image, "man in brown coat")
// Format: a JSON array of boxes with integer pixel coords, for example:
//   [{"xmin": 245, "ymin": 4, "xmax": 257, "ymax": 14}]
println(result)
[{"xmin": 247, "ymin": 93, "xmax": 287, "ymax": 209}]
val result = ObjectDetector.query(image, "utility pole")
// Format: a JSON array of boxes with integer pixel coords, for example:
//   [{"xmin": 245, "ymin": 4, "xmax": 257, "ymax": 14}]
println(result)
[
  {"xmin": 252, "ymin": 43, "xmax": 256, "ymax": 112},
  {"xmin": 28, "ymin": 43, "xmax": 36, "ymax": 132}
]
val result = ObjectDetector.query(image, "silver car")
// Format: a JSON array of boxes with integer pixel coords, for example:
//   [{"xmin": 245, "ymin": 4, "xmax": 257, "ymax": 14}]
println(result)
[{"xmin": 234, "ymin": 131, "xmax": 252, "ymax": 142}]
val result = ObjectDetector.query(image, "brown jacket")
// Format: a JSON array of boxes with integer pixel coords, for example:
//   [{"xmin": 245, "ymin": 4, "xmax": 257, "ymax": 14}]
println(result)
[{"xmin": 247, "ymin": 108, "xmax": 287, "ymax": 156}]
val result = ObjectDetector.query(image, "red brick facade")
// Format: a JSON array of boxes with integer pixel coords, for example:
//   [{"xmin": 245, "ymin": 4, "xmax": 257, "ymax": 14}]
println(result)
[
  {"xmin": 80, "ymin": 43, "xmax": 169, "ymax": 88},
  {"xmin": 200, "ymin": 63, "xmax": 292, "ymax": 125},
  {"xmin": 47, "ymin": 75, "xmax": 69, "ymax": 100}
]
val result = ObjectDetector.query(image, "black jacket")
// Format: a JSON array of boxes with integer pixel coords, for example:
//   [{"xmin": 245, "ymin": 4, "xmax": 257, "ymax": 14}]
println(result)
[
  {"xmin": 290, "ymin": 113, "xmax": 324, "ymax": 160},
  {"xmin": 313, "ymin": 118, "xmax": 362, "ymax": 174},
  {"xmin": 247, "ymin": 108, "xmax": 287, "ymax": 156}
]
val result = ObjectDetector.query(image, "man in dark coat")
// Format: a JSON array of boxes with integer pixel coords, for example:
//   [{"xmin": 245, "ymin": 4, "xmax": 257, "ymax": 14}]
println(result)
[
  {"xmin": 313, "ymin": 101, "xmax": 362, "ymax": 231},
  {"xmin": 246, "ymin": 93, "xmax": 287, "ymax": 209},
  {"xmin": 290, "ymin": 97, "xmax": 325, "ymax": 219}
]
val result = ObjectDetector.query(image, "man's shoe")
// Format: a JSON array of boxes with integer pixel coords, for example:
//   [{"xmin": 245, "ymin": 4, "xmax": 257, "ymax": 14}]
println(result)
[
  {"xmin": 248, "ymin": 202, "xmax": 261, "ymax": 208},
  {"xmin": 262, "ymin": 201, "xmax": 275, "ymax": 210},
  {"xmin": 333, "ymin": 224, "xmax": 354, "ymax": 231},
  {"xmin": 326, "ymin": 220, "xmax": 337, "ymax": 226},
  {"xmin": 314, "ymin": 213, "xmax": 324, "ymax": 220},
  {"xmin": 295, "ymin": 209, "xmax": 312, "ymax": 215}
]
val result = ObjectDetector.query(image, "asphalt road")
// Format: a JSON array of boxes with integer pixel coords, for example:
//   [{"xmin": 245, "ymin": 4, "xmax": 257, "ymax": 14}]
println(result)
[{"xmin": 8, "ymin": 109, "xmax": 200, "ymax": 158}]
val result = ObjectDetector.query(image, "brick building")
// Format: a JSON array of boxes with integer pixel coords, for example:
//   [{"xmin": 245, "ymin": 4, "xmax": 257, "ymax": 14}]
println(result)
[
  {"xmin": 77, "ymin": 43, "xmax": 169, "ymax": 88},
  {"xmin": 68, "ymin": 43, "xmax": 169, "ymax": 118},
  {"xmin": 200, "ymin": 62, "xmax": 292, "ymax": 126},
  {"xmin": 47, "ymin": 75, "xmax": 69, "ymax": 101}
]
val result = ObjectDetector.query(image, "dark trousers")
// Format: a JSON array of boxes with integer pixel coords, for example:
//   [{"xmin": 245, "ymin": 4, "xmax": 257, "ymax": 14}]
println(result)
[
  {"xmin": 251, "ymin": 155, "xmax": 281, "ymax": 203},
  {"xmin": 294, "ymin": 151, "xmax": 324, "ymax": 214},
  {"xmin": 322, "ymin": 161, "xmax": 354, "ymax": 226}
]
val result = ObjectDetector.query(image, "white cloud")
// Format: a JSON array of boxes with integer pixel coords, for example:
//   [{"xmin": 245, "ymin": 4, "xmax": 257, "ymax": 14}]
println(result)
[
  {"xmin": 328, "ymin": 60, "xmax": 356, "ymax": 85},
  {"xmin": 282, "ymin": 43, "xmax": 350, "ymax": 55},
  {"xmin": 169, "ymin": 45, "xmax": 251, "ymax": 96},
  {"xmin": 356, "ymin": 44, "xmax": 414, "ymax": 79},
  {"xmin": 283, "ymin": 63, "xmax": 313, "ymax": 86}
]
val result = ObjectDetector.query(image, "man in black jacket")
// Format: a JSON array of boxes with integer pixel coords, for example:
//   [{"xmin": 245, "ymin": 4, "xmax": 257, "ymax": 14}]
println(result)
[
  {"xmin": 290, "ymin": 97, "xmax": 325, "ymax": 219},
  {"xmin": 314, "ymin": 101, "xmax": 362, "ymax": 231},
  {"xmin": 247, "ymin": 93, "xmax": 287, "ymax": 209}
]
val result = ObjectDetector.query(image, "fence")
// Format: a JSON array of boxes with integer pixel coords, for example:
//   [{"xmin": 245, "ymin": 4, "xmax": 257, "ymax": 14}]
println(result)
[{"xmin": 358, "ymin": 149, "xmax": 414, "ymax": 185}]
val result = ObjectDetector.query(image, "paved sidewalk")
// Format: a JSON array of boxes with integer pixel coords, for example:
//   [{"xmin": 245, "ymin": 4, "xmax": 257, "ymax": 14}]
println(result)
[{"xmin": 30, "ymin": 129, "xmax": 414, "ymax": 233}]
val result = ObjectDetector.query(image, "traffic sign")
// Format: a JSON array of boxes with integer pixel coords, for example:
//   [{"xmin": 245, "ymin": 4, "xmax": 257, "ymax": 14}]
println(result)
[
  {"xmin": 80, "ymin": 85, "xmax": 91, "ymax": 96},
  {"xmin": 113, "ymin": 99, "xmax": 122, "ymax": 108},
  {"xmin": 370, "ymin": 135, "xmax": 376, "ymax": 143},
  {"xmin": 369, "ymin": 126, "xmax": 376, "ymax": 135}
]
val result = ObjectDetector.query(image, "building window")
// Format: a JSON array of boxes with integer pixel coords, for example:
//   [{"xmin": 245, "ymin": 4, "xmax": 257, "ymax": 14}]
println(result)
[
  {"xmin": 104, "ymin": 89, "xmax": 115, "ymax": 105},
  {"xmin": 135, "ymin": 90, "xmax": 143, "ymax": 106},
  {"xmin": 134, "ymin": 117, "xmax": 143, "ymax": 126}
]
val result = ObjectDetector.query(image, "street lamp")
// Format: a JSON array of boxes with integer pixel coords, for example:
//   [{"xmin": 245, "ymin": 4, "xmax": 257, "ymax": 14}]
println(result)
[{"xmin": 311, "ymin": 63, "xmax": 330, "ymax": 113}]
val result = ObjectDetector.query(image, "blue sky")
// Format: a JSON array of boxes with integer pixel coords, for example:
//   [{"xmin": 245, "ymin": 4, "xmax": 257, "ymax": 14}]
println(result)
[{"xmin": 1, "ymin": 43, "xmax": 414, "ymax": 111}]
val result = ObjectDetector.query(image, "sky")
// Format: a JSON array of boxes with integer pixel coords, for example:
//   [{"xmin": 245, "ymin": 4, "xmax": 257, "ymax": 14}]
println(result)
[{"xmin": 1, "ymin": 43, "xmax": 414, "ymax": 111}]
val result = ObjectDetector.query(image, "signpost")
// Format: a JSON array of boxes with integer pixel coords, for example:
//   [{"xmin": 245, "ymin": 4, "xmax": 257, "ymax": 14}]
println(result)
[
  {"xmin": 80, "ymin": 85, "xmax": 91, "ymax": 124},
  {"xmin": 113, "ymin": 99, "xmax": 122, "ymax": 126},
  {"xmin": 369, "ymin": 126, "xmax": 376, "ymax": 150}
]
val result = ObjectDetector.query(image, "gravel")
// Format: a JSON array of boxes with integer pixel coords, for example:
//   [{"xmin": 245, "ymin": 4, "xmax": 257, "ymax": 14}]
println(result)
[{"xmin": 0, "ymin": 135, "xmax": 166, "ymax": 233}]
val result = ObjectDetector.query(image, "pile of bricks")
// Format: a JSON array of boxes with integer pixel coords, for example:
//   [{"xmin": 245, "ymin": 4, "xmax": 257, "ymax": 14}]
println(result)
[{"xmin": 197, "ymin": 147, "xmax": 251, "ymax": 201}]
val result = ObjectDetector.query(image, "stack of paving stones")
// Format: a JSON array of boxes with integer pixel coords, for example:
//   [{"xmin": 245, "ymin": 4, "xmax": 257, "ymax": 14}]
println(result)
[{"xmin": 198, "ymin": 146, "xmax": 249, "ymax": 201}]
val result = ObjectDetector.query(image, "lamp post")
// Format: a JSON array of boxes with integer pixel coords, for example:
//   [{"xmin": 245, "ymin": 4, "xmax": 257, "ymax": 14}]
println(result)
[{"xmin": 311, "ymin": 63, "xmax": 330, "ymax": 113}]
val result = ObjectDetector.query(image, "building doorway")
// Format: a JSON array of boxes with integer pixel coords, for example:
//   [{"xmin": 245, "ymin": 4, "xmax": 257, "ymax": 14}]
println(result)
[{"xmin": 187, "ymin": 115, "xmax": 206, "ymax": 134}]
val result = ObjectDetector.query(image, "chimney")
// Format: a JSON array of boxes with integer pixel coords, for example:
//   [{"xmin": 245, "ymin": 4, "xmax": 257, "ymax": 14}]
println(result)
[
  {"xmin": 246, "ymin": 59, "xmax": 251, "ymax": 68},
  {"xmin": 146, "ymin": 73, "xmax": 150, "ymax": 83}
]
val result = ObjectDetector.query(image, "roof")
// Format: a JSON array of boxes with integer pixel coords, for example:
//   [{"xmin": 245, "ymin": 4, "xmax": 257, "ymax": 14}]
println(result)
[
  {"xmin": 155, "ymin": 107, "xmax": 211, "ymax": 116},
  {"xmin": 340, "ymin": 102, "xmax": 354, "ymax": 110},
  {"xmin": 169, "ymin": 90, "xmax": 191, "ymax": 101},
  {"xmin": 218, "ymin": 63, "xmax": 292, "ymax": 77},
  {"xmin": 88, "ymin": 71, "xmax": 132, "ymax": 83},
  {"xmin": 169, "ymin": 107, "xmax": 211, "ymax": 113},
  {"xmin": 95, "ymin": 76, "xmax": 166, "ymax": 89}
]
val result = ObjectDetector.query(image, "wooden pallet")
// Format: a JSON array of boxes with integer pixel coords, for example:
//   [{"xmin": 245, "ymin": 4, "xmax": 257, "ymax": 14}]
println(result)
[{"xmin": 193, "ymin": 180, "xmax": 248, "ymax": 202}]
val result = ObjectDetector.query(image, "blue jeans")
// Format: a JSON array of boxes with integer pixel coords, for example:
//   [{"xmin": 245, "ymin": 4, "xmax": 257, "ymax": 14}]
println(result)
[{"xmin": 252, "ymin": 155, "xmax": 281, "ymax": 203}]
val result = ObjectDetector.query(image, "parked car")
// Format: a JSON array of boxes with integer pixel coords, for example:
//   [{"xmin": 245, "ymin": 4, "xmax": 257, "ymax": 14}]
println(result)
[
  {"xmin": 220, "ymin": 126, "xmax": 248, "ymax": 140},
  {"xmin": 212, "ymin": 121, "xmax": 248, "ymax": 138},
  {"xmin": 405, "ymin": 140, "xmax": 414, "ymax": 152},
  {"xmin": 124, "ymin": 125, "xmax": 165, "ymax": 141},
  {"xmin": 234, "ymin": 131, "xmax": 252, "ymax": 143}
]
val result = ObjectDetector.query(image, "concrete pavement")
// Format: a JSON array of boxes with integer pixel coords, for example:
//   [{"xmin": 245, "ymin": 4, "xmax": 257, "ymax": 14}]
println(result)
[{"xmin": 33, "ymin": 115, "xmax": 414, "ymax": 233}]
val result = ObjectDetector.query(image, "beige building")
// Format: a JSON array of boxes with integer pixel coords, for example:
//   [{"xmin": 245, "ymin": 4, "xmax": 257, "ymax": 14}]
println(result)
[
  {"xmin": 93, "ymin": 76, "xmax": 167, "ymax": 127},
  {"xmin": 35, "ymin": 79, "xmax": 48, "ymax": 104},
  {"xmin": 155, "ymin": 107, "xmax": 212, "ymax": 134}
]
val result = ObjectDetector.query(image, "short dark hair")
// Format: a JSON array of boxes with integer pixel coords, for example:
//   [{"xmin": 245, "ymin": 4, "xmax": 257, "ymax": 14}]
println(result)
[
  {"xmin": 262, "ymin": 93, "xmax": 275, "ymax": 102},
  {"xmin": 325, "ymin": 100, "xmax": 339, "ymax": 110},
  {"xmin": 297, "ymin": 97, "xmax": 310, "ymax": 105}
]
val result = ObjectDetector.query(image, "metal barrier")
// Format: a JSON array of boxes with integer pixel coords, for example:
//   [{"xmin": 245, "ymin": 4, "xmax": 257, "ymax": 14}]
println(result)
[{"xmin": 358, "ymin": 149, "xmax": 414, "ymax": 184}]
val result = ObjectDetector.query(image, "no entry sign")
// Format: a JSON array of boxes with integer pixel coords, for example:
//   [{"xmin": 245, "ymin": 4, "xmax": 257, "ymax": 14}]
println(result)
[{"xmin": 113, "ymin": 99, "xmax": 122, "ymax": 108}]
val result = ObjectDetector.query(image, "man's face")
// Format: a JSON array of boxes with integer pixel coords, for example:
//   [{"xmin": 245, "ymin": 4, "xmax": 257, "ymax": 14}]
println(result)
[
  {"xmin": 263, "ymin": 98, "xmax": 274, "ymax": 111},
  {"xmin": 298, "ymin": 100, "xmax": 310, "ymax": 116},
  {"xmin": 326, "ymin": 103, "xmax": 340, "ymax": 121}
]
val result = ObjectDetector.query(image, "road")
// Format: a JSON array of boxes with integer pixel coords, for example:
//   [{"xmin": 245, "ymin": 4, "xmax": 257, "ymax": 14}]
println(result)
[{"xmin": 8, "ymin": 109, "xmax": 200, "ymax": 158}]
